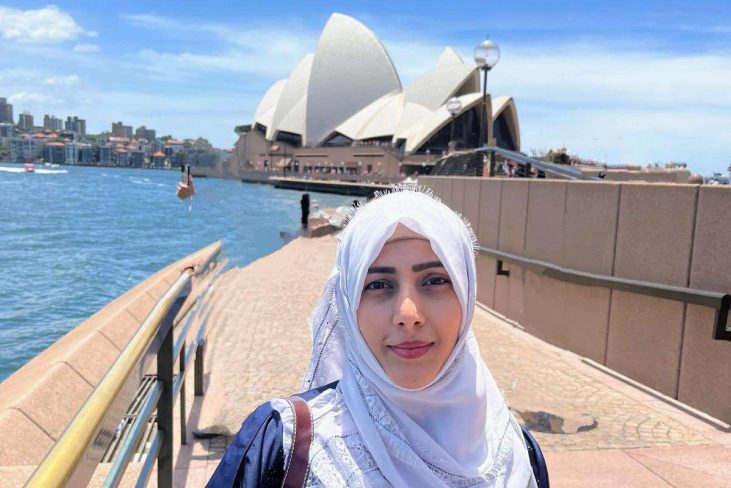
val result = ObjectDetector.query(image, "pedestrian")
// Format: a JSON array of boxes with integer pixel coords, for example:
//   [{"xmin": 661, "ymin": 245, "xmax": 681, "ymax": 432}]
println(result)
[
  {"xmin": 207, "ymin": 187, "xmax": 547, "ymax": 487},
  {"xmin": 301, "ymin": 193, "xmax": 310, "ymax": 229},
  {"xmin": 177, "ymin": 174, "xmax": 195, "ymax": 200}
]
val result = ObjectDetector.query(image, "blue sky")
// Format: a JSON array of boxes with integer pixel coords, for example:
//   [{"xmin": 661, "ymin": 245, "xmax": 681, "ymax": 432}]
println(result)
[{"xmin": 1, "ymin": 1, "xmax": 729, "ymax": 174}]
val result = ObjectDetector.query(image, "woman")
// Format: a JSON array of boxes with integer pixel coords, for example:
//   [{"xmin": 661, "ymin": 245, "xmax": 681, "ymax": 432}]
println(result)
[{"xmin": 208, "ymin": 187, "xmax": 546, "ymax": 487}]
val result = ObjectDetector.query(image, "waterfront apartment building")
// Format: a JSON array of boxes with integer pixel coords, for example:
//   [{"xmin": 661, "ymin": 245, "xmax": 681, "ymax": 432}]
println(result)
[
  {"xmin": 112, "ymin": 121, "xmax": 133, "ymax": 139},
  {"xmin": 44, "ymin": 142, "xmax": 65, "ymax": 163},
  {"xmin": 135, "ymin": 125, "xmax": 156, "ymax": 142},
  {"xmin": 65, "ymin": 116, "xmax": 86, "ymax": 138},
  {"xmin": 17, "ymin": 112, "xmax": 34, "ymax": 131},
  {"xmin": 0, "ymin": 97, "xmax": 13, "ymax": 124},
  {"xmin": 99, "ymin": 145, "xmax": 112, "ymax": 165},
  {"xmin": 65, "ymin": 142, "xmax": 79, "ymax": 164},
  {"xmin": 129, "ymin": 150, "xmax": 145, "ymax": 167},
  {"xmin": 114, "ymin": 148, "xmax": 129, "ymax": 166},
  {"xmin": 44, "ymin": 115, "xmax": 64, "ymax": 131},
  {"xmin": 151, "ymin": 150, "xmax": 166, "ymax": 168},
  {"xmin": 79, "ymin": 143, "xmax": 95, "ymax": 164},
  {"xmin": 10, "ymin": 135, "xmax": 43, "ymax": 162}
]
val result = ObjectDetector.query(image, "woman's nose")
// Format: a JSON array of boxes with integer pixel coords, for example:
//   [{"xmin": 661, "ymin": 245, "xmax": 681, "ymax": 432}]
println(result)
[{"xmin": 394, "ymin": 288, "xmax": 425, "ymax": 328}]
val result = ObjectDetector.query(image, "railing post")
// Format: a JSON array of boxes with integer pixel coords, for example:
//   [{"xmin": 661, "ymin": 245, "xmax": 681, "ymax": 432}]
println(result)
[
  {"xmin": 489, "ymin": 150, "xmax": 496, "ymax": 177},
  {"xmin": 157, "ymin": 309, "xmax": 175, "ymax": 488},
  {"xmin": 195, "ymin": 339, "xmax": 206, "ymax": 396},
  {"xmin": 179, "ymin": 339, "xmax": 187, "ymax": 446}
]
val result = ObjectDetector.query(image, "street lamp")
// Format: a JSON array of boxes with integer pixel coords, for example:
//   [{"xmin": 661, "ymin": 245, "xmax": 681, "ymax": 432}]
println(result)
[
  {"xmin": 474, "ymin": 38, "xmax": 500, "ymax": 148},
  {"xmin": 446, "ymin": 97, "xmax": 462, "ymax": 152}
]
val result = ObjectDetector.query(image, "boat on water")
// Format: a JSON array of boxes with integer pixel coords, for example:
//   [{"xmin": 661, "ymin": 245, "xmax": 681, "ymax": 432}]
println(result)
[{"xmin": 23, "ymin": 162, "xmax": 35, "ymax": 173}]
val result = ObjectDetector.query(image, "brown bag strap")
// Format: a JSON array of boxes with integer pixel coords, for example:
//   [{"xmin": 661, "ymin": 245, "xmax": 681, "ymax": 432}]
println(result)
[{"xmin": 281, "ymin": 396, "xmax": 313, "ymax": 488}]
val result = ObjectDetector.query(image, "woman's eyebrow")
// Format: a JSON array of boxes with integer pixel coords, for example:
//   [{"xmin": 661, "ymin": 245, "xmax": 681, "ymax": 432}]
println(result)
[
  {"xmin": 367, "ymin": 261, "xmax": 444, "ymax": 274},
  {"xmin": 412, "ymin": 261, "xmax": 444, "ymax": 272},
  {"xmin": 367, "ymin": 266, "xmax": 396, "ymax": 274}
]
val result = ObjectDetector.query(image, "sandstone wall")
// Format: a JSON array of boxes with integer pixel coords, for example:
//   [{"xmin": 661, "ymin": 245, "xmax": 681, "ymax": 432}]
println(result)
[{"xmin": 421, "ymin": 176, "xmax": 731, "ymax": 424}]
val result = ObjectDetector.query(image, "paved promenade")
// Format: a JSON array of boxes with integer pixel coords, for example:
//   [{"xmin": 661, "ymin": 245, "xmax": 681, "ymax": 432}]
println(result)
[{"xmin": 177, "ymin": 236, "xmax": 730, "ymax": 487}]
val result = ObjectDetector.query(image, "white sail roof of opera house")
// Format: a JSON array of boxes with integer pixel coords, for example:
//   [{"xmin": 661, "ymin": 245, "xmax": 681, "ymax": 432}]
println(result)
[{"xmin": 252, "ymin": 13, "xmax": 519, "ymax": 153}]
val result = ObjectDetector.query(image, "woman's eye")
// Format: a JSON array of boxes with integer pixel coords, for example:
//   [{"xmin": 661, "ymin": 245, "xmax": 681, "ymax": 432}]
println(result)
[
  {"xmin": 365, "ymin": 280, "xmax": 392, "ymax": 290},
  {"xmin": 424, "ymin": 276, "xmax": 449, "ymax": 286}
]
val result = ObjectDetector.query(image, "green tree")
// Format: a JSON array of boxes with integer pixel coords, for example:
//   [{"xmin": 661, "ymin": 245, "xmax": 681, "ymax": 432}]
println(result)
[{"xmin": 0, "ymin": 140, "xmax": 9, "ymax": 161}]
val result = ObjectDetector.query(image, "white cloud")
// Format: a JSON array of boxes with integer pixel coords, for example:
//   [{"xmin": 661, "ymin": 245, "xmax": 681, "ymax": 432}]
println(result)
[
  {"xmin": 8, "ymin": 92, "xmax": 53, "ymax": 105},
  {"xmin": 383, "ymin": 36, "xmax": 731, "ymax": 172},
  {"xmin": 3, "ymin": 11, "xmax": 729, "ymax": 172},
  {"xmin": 42, "ymin": 74, "xmax": 81, "ymax": 86},
  {"xmin": 0, "ymin": 5, "xmax": 95, "ymax": 43},
  {"xmin": 124, "ymin": 12, "xmax": 315, "ymax": 79},
  {"xmin": 74, "ymin": 43, "xmax": 100, "ymax": 53}
]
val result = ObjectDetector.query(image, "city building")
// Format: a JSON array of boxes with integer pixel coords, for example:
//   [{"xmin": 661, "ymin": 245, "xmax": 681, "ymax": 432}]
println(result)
[
  {"xmin": 44, "ymin": 115, "xmax": 64, "ymax": 131},
  {"xmin": 164, "ymin": 139, "xmax": 185, "ymax": 157},
  {"xmin": 129, "ymin": 150, "xmax": 145, "ymax": 167},
  {"xmin": 135, "ymin": 125, "xmax": 156, "ymax": 142},
  {"xmin": 0, "ymin": 122, "xmax": 13, "ymax": 139},
  {"xmin": 44, "ymin": 142, "xmax": 66, "ymax": 164},
  {"xmin": 151, "ymin": 150, "xmax": 166, "ymax": 168},
  {"xmin": 108, "ymin": 136, "xmax": 130, "ymax": 146},
  {"xmin": 65, "ymin": 116, "xmax": 86, "ymax": 138},
  {"xmin": 18, "ymin": 112, "xmax": 34, "ymax": 131},
  {"xmin": 65, "ymin": 142, "xmax": 79, "ymax": 164},
  {"xmin": 78, "ymin": 143, "xmax": 95, "ymax": 164},
  {"xmin": 114, "ymin": 147, "xmax": 129, "ymax": 166},
  {"xmin": 0, "ymin": 97, "xmax": 13, "ymax": 124},
  {"xmin": 112, "ymin": 121, "xmax": 133, "ymax": 139},
  {"xmin": 231, "ymin": 13, "xmax": 520, "ymax": 178},
  {"xmin": 10, "ymin": 135, "xmax": 44, "ymax": 162},
  {"xmin": 99, "ymin": 145, "xmax": 112, "ymax": 165}
]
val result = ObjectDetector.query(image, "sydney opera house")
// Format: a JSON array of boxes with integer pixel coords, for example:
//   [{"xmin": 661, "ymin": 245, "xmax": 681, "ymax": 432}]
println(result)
[{"xmin": 230, "ymin": 13, "xmax": 520, "ymax": 178}]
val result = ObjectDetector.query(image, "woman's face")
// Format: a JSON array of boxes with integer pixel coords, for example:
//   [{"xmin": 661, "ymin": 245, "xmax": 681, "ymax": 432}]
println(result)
[{"xmin": 357, "ymin": 224, "xmax": 462, "ymax": 389}]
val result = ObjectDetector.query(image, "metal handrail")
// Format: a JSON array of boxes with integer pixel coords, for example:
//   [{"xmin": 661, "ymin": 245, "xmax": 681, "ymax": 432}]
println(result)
[
  {"xmin": 103, "ymin": 381, "xmax": 162, "ymax": 487},
  {"xmin": 26, "ymin": 242, "xmax": 224, "ymax": 488},
  {"xmin": 476, "ymin": 145, "xmax": 602, "ymax": 181},
  {"xmin": 479, "ymin": 245, "xmax": 731, "ymax": 341},
  {"xmin": 26, "ymin": 271, "xmax": 193, "ymax": 487}
]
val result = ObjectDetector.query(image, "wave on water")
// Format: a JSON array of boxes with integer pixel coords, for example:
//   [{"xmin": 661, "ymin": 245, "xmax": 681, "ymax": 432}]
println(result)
[
  {"xmin": 129, "ymin": 177, "xmax": 154, "ymax": 185},
  {"xmin": 0, "ymin": 165, "xmax": 361, "ymax": 381},
  {"xmin": 0, "ymin": 167, "xmax": 68, "ymax": 174}
]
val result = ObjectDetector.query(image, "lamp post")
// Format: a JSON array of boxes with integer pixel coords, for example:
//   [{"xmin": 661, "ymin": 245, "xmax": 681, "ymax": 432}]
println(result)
[
  {"xmin": 446, "ymin": 97, "xmax": 462, "ymax": 153},
  {"xmin": 474, "ymin": 38, "xmax": 500, "ymax": 149}
]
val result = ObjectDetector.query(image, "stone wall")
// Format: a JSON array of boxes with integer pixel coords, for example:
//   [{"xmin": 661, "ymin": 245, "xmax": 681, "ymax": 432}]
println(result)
[
  {"xmin": 0, "ymin": 241, "xmax": 222, "ymax": 469},
  {"xmin": 421, "ymin": 176, "xmax": 731, "ymax": 424}
]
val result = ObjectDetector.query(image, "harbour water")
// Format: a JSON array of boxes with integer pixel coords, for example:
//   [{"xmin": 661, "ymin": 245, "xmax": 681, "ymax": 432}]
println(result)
[{"xmin": 0, "ymin": 163, "xmax": 357, "ymax": 380}]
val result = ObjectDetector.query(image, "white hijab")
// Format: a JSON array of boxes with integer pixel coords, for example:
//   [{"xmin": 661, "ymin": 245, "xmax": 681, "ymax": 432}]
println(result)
[{"xmin": 302, "ymin": 187, "xmax": 536, "ymax": 488}]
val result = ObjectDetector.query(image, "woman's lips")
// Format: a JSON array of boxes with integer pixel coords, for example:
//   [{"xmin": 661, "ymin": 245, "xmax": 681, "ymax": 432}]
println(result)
[{"xmin": 388, "ymin": 341, "xmax": 434, "ymax": 359}]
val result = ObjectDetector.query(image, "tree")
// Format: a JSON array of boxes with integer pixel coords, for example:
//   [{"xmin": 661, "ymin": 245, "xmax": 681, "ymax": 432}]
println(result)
[
  {"xmin": 0, "ymin": 140, "xmax": 9, "ymax": 161},
  {"xmin": 193, "ymin": 137, "xmax": 212, "ymax": 151}
]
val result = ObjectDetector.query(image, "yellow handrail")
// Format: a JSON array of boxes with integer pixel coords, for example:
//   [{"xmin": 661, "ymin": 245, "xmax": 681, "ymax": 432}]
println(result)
[{"xmin": 25, "ymin": 271, "xmax": 193, "ymax": 487}]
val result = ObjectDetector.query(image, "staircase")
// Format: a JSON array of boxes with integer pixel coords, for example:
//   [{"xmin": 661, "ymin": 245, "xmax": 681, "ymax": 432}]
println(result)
[{"xmin": 431, "ymin": 152, "xmax": 484, "ymax": 176}]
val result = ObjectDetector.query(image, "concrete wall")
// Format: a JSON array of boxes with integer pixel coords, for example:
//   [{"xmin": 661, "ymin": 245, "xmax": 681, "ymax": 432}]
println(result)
[
  {"xmin": 421, "ymin": 176, "xmax": 731, "ymax": 424},
  {"xmin": 0, "ymin": 242, "xmax": 222, "ymax": 468}
]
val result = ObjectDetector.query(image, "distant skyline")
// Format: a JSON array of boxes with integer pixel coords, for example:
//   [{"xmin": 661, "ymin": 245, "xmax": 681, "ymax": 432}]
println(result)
[{"xmin": 1, "ymin": 1, "xmax": 729, "ymax": 174}]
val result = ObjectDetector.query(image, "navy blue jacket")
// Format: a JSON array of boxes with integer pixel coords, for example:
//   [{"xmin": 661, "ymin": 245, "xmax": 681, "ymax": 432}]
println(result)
[{"xmin": 207, "ymin": 382, "xmax": 549, "ymax": 487}]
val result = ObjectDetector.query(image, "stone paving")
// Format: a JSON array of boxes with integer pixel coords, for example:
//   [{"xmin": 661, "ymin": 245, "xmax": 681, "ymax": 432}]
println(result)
[
  {"xmin": 471, "ymin": 309, "xmax": 713, "ymax": 451},
  {"xmin": 178, "ymin": 235, "xmax": 730, "ymax": 487}
]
